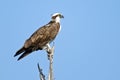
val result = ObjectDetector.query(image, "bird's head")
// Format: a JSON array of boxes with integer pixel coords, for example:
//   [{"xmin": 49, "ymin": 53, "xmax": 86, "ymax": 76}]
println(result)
[{"xmin": 51, "ymin": 13, "xmax": 64, "ymax": 23}]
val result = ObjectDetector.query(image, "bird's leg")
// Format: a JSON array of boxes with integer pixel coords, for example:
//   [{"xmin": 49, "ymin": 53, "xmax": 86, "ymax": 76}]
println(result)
[
  {"xmin": 46, "ymin": 43, "xmax": 51, "ymax": 53},
  {"xmin": 45, "ymin": 44, "xmax": 51, "ymax": 60},
  {"xmin": 46, "ymin": 43, "xmax": 54, "ymax": 60}
]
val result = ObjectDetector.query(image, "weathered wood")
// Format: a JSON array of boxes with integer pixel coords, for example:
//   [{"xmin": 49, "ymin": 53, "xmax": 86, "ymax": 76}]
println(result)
[
  {"xmin": 37, "ymin": 63, "xmax": 46, "ymax": 80},
  {"xmin": 47, "ymin": 46, "xmax": 54, "ymax": 80}
]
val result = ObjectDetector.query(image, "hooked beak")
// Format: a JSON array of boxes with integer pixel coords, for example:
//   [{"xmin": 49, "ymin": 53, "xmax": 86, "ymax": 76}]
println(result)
[{"xmin": 60, "ymin": 15, "xmax": 64, "ymax": 18}]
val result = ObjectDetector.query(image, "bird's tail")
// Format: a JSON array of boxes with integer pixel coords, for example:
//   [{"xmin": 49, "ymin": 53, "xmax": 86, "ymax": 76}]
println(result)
[
  {"xmin": 14, "ymin": 47, "xmax": 25, "ymax": 57},
  {"xmin": 14, "ymin": 47, "xmax": 33, "ymax": 61},
  {"xmin": 17, "ymin": 50, "xmax": 32, "ymax": 60}
]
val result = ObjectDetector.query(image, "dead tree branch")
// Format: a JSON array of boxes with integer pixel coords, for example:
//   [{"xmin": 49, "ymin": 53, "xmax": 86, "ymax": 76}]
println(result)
[
  {"xmin": 37, "ymin": 63, "xmax": 46, "ymax": 80},
  {"xmin": 47, "ymin": 46, "xmax": 54, "ymax": 80},
  {"xmin": 38, "ymin": 44, "xmax": 55, "ymax": 80}
]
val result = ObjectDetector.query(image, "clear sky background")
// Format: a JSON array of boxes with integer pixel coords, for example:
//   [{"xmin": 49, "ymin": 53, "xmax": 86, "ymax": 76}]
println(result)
[{"xmin": 0, "ymin": 0, "xmax": 120, "ymax": 80}]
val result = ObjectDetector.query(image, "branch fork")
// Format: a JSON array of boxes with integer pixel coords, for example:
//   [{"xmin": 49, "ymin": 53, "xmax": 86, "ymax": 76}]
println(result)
[{"xmin": 38, "ymin": 44, "xmax": 55, "ymax": 80}]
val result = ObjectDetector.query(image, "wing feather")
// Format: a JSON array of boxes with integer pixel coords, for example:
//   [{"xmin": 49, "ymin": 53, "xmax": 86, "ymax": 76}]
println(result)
[
  {"xmin": 15, "ymin": 21, "xmax": 60, "ymax": 60},
  {"xmin": 24, "ymin": 21, "xmax": 60, "ymax": 49}
]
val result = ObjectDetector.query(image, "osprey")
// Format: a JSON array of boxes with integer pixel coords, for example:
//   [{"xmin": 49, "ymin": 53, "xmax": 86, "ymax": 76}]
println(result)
[{"xmin": 14, "ymin": 13, "xmax": 64, "ymax": 60}]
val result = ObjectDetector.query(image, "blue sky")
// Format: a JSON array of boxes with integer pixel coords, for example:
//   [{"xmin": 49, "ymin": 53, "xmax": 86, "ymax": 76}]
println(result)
[{"xmin": 0, "ymin": 0, "xmax": 120, "ymax": 80}]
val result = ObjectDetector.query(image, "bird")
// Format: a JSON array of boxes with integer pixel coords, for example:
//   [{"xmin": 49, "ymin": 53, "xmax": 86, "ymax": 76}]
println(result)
[{"xmin": 14, "ymin": 13, "xmax": 64, "ymax": 61}]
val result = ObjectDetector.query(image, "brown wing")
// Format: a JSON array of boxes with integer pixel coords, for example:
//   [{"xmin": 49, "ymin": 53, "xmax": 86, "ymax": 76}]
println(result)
[
  {"xmin": 24, "ymin": 21, "xmax": 60, "ymax": 49},
  {"xmin": 14, "ymin": 21, "xmax": 60, "ymax": 60}
]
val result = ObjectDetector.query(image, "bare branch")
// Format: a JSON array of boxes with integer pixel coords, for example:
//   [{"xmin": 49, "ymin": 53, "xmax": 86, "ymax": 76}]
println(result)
[
  {"xmin": 47, "ymin": 45, "xmax": 54, "ymax": 80},
  {"xmin": 37, "ymin": 63, "xmax": 46, "ymax": 80},
  {"xmin": 37, "ymin": 43, "xmax": 55, "ymax": 80}
]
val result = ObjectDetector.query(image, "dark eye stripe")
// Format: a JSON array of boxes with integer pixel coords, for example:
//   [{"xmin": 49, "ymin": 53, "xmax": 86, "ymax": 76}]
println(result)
[{"xmin": 52, "ymin": 15, "xmax": 58, "ymax": 19}]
